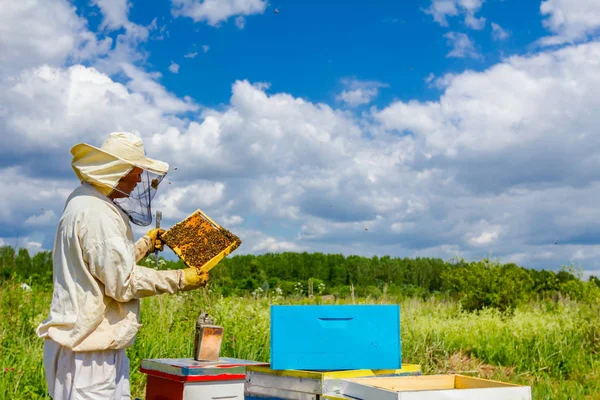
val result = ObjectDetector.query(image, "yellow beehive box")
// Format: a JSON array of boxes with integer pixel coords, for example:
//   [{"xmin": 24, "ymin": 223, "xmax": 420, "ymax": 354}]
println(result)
[
  {"xmin": 340, "ymin": 374, "xmax": 531, "ymax": 400},
  {"xmin": 161, "ymin": 209, "xmax": 242, "ymax": 273}
]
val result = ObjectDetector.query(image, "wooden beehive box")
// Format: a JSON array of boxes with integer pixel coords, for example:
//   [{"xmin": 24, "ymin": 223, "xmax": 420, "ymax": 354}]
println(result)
[
  {"xmin": 244, "ymin": 364, "xmax": 422, "ymax": 400},
  {"xmin": 270, "ymin": 305, "xmax": 401, "ymax": 371},
  {"xmin": 161, "ymin": 209, "xmax": 242, "ymax": 273},
  {"xmin": 340, "ymin": 375, "xmax": 532, "ymax": 400}
]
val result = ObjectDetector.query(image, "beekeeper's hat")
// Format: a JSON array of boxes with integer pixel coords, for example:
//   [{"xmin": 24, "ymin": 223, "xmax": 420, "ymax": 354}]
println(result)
[{"xmin": 70, "ymin": 132, "xmax": 169, "ymax": 226}]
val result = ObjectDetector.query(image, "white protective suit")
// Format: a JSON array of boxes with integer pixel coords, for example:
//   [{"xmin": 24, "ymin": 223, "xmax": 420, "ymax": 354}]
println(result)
[{"xmin": 36, "ymin": 132, "xmax": 197, "ymax": 399}]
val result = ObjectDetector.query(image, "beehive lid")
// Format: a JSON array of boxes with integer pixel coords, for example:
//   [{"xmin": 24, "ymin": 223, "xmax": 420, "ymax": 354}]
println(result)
[
  {"xmin": 161, "ymin": 209, "xmax": 242, "ymax": 272},
  {"xmin": 140, "ymin": 357, "xmax": 268, "ymax": 382}
]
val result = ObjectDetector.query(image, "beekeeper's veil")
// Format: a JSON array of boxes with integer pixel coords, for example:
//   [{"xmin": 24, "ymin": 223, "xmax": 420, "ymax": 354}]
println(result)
[{"xmin": 70, "ymin": 132, "xmax": 169, "ymax": 226}]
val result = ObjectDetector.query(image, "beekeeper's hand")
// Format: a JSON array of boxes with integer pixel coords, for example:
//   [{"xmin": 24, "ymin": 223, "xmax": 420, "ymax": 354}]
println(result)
[
  {"xmin": 180, "ymin": 268, "xmax": 209, "ymax": 291},
  {"xmin": 145, "ymin": 228, "xmax": 166, "ymax": 251}
]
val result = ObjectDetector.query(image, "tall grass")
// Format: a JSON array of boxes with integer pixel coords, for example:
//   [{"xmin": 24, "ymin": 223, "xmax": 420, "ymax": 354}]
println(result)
[{"xmin": 1, "ymin": 282, "xmax": 599, "ymax": 399}]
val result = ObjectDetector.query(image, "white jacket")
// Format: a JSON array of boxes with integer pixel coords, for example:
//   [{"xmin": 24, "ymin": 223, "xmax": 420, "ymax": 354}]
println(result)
[{"xmin": 36, "ymin": 183, "xmax": 186, "ymax": 352}]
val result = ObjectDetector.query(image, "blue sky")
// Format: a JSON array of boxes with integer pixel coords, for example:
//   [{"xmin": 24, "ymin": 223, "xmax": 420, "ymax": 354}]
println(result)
[
  {"xmin": 3, "ymin": 0, "xmax": 600, "ymax": 277},
  {"xmin": 74, "ymin": 0, "xmax": 546, "ymax": 108}
]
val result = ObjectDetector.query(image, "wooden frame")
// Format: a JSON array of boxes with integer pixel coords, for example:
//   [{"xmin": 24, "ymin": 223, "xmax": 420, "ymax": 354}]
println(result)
[{"xmin": 340, "ymin": 375, "xmax": 532, "ymax": 400}]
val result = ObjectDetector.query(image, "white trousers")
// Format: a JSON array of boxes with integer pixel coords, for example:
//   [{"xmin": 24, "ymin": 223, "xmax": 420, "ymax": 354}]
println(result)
[{"xmin": 43, "ymin": 339, "xmax": 131, "ymax": 400}]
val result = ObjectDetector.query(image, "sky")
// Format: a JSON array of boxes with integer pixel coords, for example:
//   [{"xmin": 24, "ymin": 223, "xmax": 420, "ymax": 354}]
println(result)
[{"xmin": 2, "ymin": 0, "xmax": 600, "ymax": 277}]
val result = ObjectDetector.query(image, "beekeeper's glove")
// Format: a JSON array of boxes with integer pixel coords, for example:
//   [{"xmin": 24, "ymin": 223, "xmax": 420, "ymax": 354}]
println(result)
[
  {"xmin": 180, "ymin": 268, "xmax": 209, "ymax": 291},
  {"xmin": 145, "ymin": 228, "xmax": 166, "ymax": 251}
]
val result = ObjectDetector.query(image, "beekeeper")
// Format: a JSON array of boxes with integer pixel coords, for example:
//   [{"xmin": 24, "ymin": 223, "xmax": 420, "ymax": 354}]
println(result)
[{"xmin": 36, "ymin": 132, "xmax": 208, "ymax": 399}]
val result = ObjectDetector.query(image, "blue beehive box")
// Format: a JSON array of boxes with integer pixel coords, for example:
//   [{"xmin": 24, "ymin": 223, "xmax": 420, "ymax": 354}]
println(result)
[{"xmin": 270, "ymin": 305, "xmax": 401, "ymax": 371}]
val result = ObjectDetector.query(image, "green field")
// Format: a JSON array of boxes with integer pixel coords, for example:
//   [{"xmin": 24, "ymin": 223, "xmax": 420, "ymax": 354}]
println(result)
[{"xmin": 2, "ymin": 278, "xmax": 600, "ymax": 400}]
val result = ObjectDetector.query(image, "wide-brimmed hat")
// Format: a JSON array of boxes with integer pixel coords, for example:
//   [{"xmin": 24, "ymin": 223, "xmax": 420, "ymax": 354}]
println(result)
[
  {"xmin": 70, "ymin": 132, "xmax": 169, "ymax": 196},
  {"xmin": 71, "ymin": 132, "xmax": 169, "ymax": 175}
]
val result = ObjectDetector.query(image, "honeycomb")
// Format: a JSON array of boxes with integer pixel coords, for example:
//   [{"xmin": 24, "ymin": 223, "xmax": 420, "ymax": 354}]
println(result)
[{"xmin": 161, "ymin": 210, "xmax": 241, "ymax": 271}]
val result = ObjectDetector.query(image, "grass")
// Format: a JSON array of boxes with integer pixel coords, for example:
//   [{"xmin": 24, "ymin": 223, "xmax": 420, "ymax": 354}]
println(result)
[{"xmin": 1, "ymin": 281, "xmax": 599, "ymax": 399}]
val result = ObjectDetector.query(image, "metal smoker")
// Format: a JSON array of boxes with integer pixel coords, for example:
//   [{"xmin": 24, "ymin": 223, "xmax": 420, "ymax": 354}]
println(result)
[{"xmin": 193, "ymin": 311, "xmax": 224, "ymax": 361}]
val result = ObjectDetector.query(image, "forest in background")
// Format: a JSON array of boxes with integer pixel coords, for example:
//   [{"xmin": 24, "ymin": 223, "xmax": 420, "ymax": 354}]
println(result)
[{"xmin": 2, "ymin": 245, "xmax": 600, "ymax": 313}]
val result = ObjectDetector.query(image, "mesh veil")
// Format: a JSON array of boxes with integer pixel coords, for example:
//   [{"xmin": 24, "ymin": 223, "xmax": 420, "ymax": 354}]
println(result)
[{"xmin": 111, "ymin": 169, "xmax": 166, "ymax": 226}]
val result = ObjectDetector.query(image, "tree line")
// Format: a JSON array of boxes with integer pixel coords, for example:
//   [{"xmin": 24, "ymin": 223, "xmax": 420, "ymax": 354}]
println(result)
[{"xmin": 2, "ymin": 245, "xmax": 599, "ymax": 312}]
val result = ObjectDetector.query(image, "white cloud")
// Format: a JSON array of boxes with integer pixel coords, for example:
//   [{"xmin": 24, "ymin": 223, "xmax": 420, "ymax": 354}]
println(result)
[
  {"xmin": 25, "ymin": 241, "xmax": 43, "ymax": 254},
  {"xmin": 337, "ymin": 89, "xmax": 377, "ymax": 107},
  {"xmin": 0, "ymin": 0, "xmax": 112, "ymax": 74},
  {"xmin": 335, "ymin": 78, "xmax": 388, "ymax": 107},
  {"xmin": 249, "ymin": 234, "xmax": 302, "ymax": 253},
  {"xmin": 171, "ymin": 0, "xmax": 267, "ymax": 27},
  {"xmin": 491, "ymin": 22, "xmax": 510, "ymax": 41},
  {"xmin": 169, "ymin": 62, "xmax": 180, "ymax": 74},
  {"xmin": 373, "ymin": 42, "xmax": 600, "ymax": 165},
  {"xmin": 202, "ymin": 45, "xmax": 210, "ymax": 53},
  {"xmin": 0, "ymin": 64, "xmax": 193, "ymax": 156},
  {"xmin": 469, "ymin": 231, "xmax": 499, "ymax": 246},
  {"xmin": 223, "ymin": 215, "xmax": 244, "ymax": 226},
  {"xmin": 153, "ymin": 182, "xmax": 226, "ymax": 221},
  {"xmin": 444, "ymin": 32, "xmax": 482, "ymax": 59},
  {"xmin": 235, "ymin": 16, "xmax": 246, "ymax": 29},
  {"xmin": 5, "ymin": 0, "xmax": 600, "ymax": 277},
  {"xmin": 0, "ymin": 167, "xmax": 73, "ymax": 249},
  {"xmin": 184, "ymin": 52, "xmax": 198, "ymax": 58},
  {"xmin": 25, "ymin": 210, "xmax": 58, "ymax": 226},
  {"xmin": 91, "ymin": 0, "xmax": 131, "ymax": 31},
  {"xmin": 540, "ymin": 0, "xmax": 600, "ymax": 45},
  {"xmin": 120, "ymin": 64, "xmax": 197, "ymax": 113},
  {"xmin": 424, "ymin": 0, "xmax": 486, "ymax": 30}
]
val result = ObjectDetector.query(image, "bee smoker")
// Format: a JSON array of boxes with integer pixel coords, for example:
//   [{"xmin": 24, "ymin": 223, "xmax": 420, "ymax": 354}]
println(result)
[{"xmin": 193, "ymin": 311, "xmax": 224, "ymax": 361}]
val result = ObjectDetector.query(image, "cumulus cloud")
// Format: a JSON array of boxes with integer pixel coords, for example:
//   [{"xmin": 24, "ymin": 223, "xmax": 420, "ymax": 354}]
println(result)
[
  {"xmin": 171, "ymin": 0, "xmax": 267, "ymax": 27},
  {"xmin": 424, "ymin": 0, "xmax": 486, "ymax": 30},
  {"xmin": 184, "ymin": 51, "xmax": 198, "ymax": 58},
  {"xmin": 539, "ymin": 0, "xmax": 600, "ymax": 45},
  {"xmin": 91, "ymin": 0, "xmax": 131, "ymax": 31},
  {"xmin": 0, "ymin": 0, "xmax": 112, "ymax": 74},
  {"xmin": 335, "ymin": 78, "xmax": 389, "ymax": 107},
  {"xmin": 25, "ymin": 210, "xmax": 58, "ymax": 227},
  {"xmin": 249, "ymin": 234, "xmax": 302, "ymax": 253},
  {"xmin": 4, "ymin": 0, "xmax": 600, "ymax": 276},
  {"xmin": 491, "ymin": 22, "xmax": 510, "ymax": 40},
  {"xmin": 169, "ymin": 62, "xmax": 180, "ymax": 73},
  {"xmin": 444, "ymin": 32, "xmax": 482, "ymax": 59}
]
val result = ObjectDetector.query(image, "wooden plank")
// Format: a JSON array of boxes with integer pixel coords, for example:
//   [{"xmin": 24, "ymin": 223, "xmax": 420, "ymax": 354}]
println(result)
[
  {"xmin": 345, "ymin": 375, "xmax": 455, "ymax": 391},
  {"xmin": 398, "ymin": 387, "xmax": 532, "ymax": 400},
  {"xmin": 340, "ymin": 380, "xmax": 399, "ymax": 400},
  {"xmin": 455, "ymin": 375, "xmax": 521, "ymax": 389},
  {"xmin": 245, "ymin": 371, "xmax": 322, "ymax": 394},
  {"xmin": 341, "ymin": 375, "xmax": 532, "ymax": 400},
  {"xmin": 321, "ymin": 393, "xmax": 360, "ymax": 400},
  {"xmin": 182, "ymin": 380, "xmax": 244, "ymax": 400},
  {"xmin": 244, "ymin": 384, "xmax": 318, "ymax": 400},
  {"xmin": 142, "ymin": 357, "xmax": 264, "ymax": 375},
  {"xmin": 245, "ymin": 364, "xmax": 422, "ymax": 394},
  {"xmin": 245, "ymin": 366, "xmax": 323, "ymax": 380},
  {"xmin": 322, "ymin": 364, "xmax": 422, "ymax": 380},
  {"xmin": 322, "ymin": 366, "xmax": 422, "ymax": 394},
  {"xmin": 140, "ymin": 367, "xmax": 245, "ymax": 382},
  {"xmin": 245, "ymin": 364, "xmax": 421, "ymax": 381},
  {"xmin": 145, "ymin": 375, "xmax": 184, "ymax": 400}
]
